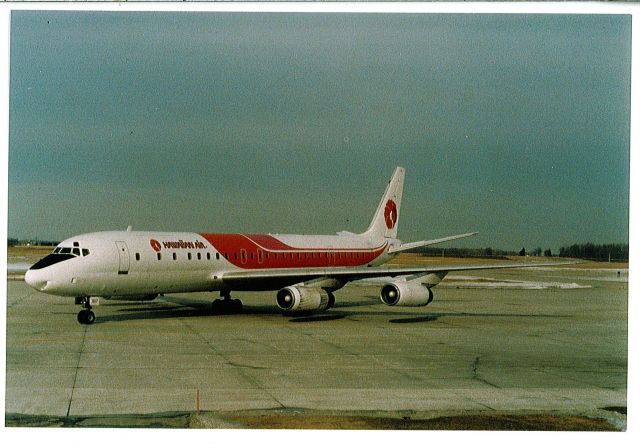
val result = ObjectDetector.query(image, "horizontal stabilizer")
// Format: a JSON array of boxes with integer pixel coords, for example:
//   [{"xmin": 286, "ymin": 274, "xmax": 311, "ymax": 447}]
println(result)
[{"xmin": 388, "ymin": 232, "xmax": 478, "ymax": 254}]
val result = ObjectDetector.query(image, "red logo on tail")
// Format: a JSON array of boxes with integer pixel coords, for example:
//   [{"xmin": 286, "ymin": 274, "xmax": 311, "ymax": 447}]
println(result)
[
  {"xmin": 150, "ymin": 239, "xmax": 161, "ymax": 252},
  {"xmin": 384, "ymin": 199, "xmax": 397, "ymax": 229}
]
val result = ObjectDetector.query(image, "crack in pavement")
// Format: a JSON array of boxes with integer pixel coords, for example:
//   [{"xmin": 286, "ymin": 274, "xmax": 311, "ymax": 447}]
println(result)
[
  {"xmin": 472, "ymin": 356, "xmax": 500, "ymax": 389},
  {"xmin": 66, "ymin": 324, "xmax": 88, "ymax": 416}
]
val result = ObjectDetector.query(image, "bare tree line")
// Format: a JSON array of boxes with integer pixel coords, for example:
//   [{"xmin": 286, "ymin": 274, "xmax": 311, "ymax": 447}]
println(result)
[{"xmin": 412, "ymin": 243, "xmax": 628, "ymax": 261}]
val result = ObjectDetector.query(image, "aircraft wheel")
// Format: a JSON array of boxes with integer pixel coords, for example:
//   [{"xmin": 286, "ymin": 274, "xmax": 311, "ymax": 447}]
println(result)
[
  {"xmin": 211, "ymin": 299, "xmax": 223, "ymax": 314},
  {"xmin": 212, "ymin": 298, "xmax": 242, "ymax": 314},
  {"xmin": 77, "ymin": 310, "xmax": 96, "ymax": 325},
  {"xmin": 85, "ymin": 310, "xmax": 96, "ymax": 325}
]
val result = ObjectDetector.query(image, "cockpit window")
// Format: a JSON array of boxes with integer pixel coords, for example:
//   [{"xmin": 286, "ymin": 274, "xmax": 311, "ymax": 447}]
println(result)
[
  {"xmin": 53, "ymin": 246, "xmax": 90, "ymax": 255},
  {"xmin": 39, "ymin": 244, "xmax": 90, "ymax": 269}
]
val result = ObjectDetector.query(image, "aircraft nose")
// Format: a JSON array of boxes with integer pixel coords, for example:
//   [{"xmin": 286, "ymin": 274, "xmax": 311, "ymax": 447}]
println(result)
[{"xmin": 24, "ymin": 269, "xmax": 48, "ymax": 291}]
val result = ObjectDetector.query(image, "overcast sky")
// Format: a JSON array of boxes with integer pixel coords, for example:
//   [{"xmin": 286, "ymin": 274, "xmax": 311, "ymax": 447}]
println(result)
[{"xmin": 8, "ymin": 11, "xmax": 630, "ymax": 251}]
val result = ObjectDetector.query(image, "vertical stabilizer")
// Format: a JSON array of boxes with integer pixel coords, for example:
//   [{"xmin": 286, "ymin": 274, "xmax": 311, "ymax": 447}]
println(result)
[{"xmin": 362, "ymin": 167, "xmax": 405, "ymax": 240}]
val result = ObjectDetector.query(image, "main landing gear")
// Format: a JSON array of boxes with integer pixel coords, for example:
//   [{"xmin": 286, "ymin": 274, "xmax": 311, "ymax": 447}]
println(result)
[
  {"xmin": 211, "ymin": 290, "xmax": 243, "ymax": 314},
  {"xmin": 75, "ymin": 297, "xmax": 96, "ymax": 325}
]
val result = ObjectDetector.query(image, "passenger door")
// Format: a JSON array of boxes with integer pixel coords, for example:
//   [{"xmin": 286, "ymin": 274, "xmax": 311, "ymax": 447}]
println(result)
[{"xmin": 115, "ymin": 241, "xmax": 130, "ymax": 275}]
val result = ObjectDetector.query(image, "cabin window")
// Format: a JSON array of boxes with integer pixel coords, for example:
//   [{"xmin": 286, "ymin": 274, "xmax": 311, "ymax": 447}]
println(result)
[
  {"xmin": 135, "ymin": 253, "xmax": 140, "ymax": 261},
  {"xmin": 225, "ymin": 252, "xmax": 228, "ymax": 259},
  {"xmin": 188, "ymin": 253, "xmax": 192, "ymax": 260},
  {"xmin": 173, "ymin": 253, "xmax": 177, "ymax": 260},
  {"xmin": 82, "ymin": 249, "xmax": 90, "ymax": 256},
  {"xmin": 250, "ymin": 252, "xmax": 254, "ymax": 260},
  {"xmin": 241, "ymin": 249, "xmax": 247, "ymax": 264},
  {"xmin": 207, "ymin": 253, "xmax": 211, "ymax": 260},
  {"xmin": 216, "ymin": 253, "xmax": 220, "ymax": 260},
  {"xmin": 234, "ymin": 252, "xmax": 238, "ymax": 260},
  {"xmin": 258, "ymin": 250, "xmax": 263, "ymax": 264},
  {"xmin": 197, "ymin": 253, "xmax": 201, "ymax": 260}
]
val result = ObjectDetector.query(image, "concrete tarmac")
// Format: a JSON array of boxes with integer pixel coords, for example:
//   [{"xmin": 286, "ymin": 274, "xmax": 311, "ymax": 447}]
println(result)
[{"xmin": 5, "ymin": 264, "xmax": 627, "ymax": 429}]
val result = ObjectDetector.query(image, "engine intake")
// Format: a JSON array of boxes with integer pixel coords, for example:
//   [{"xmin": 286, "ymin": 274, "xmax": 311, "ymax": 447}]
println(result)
[
  {"xmin": 380, "ymin": 282, "xmax": 433, "ymax": 307},
  {"xmin": 276, "ymin": 286, "xmax": 335, "ymax": 312}
]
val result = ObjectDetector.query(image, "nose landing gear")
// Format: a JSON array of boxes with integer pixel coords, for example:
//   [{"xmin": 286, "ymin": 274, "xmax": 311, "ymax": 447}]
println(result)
[{"xmin": 75, "ymin": 297, "xmax": 96, "ymax": 325}]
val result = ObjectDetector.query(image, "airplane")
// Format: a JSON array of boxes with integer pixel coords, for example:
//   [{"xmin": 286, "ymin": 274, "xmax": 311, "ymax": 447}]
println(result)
[{"xmin": 24, "ymin": 167, "xmax": 570, "ymax": 325}]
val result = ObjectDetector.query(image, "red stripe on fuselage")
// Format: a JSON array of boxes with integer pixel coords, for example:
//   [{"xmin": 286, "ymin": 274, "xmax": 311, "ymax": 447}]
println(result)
[
  {"xmin": 199, "ymin": 233, "xmax": 387, "ymax": 269},
  {"xmin": 244, "ymin": 234, "xmax": 294, "ymax": 250}
]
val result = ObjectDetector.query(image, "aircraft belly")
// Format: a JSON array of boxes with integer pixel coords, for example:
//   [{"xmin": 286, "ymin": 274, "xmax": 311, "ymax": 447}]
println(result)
[
  {"xmin": 222, "ymin": 275, "xmax": 311, "ymax": 291},
  {"xmin": 148, "ymin": 270, "xmax": 218, "ymax": 294},
  {"xmin": 82, "ymin": 270, "xmax": 217, "ymax": 296}
]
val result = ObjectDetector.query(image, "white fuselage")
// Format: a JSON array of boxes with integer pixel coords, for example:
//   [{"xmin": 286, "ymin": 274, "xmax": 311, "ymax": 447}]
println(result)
[{"xmin": 25, "ymin": 230, "xmax": 398, "ymax": 299}]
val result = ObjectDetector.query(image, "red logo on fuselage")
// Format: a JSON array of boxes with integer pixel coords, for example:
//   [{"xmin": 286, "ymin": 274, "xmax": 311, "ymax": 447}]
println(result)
[
  {"xmin": 384, "ymin": 199, "xmax": 397, "ymax": 229},
  {"xmin": 150, "ymin": 239, "xmax": 161, "ymax": 252}
]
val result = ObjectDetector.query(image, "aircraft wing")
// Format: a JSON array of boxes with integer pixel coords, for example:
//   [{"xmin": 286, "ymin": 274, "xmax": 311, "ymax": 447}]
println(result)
[
  {"xmin": 220, "ymin": 259, "xmax": 581, "ymax": 290},
  {"xmin": 387, "ymin": 232, "xmax": 478, "ymax": 254}
]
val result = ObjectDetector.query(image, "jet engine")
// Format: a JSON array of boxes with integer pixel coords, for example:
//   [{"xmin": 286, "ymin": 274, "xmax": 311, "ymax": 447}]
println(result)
[
  {"xmin": 380, "ymin": 282, "xmax": 433, "ymax": 307},
  {"xmin": 276, "ymin": 286, "xmax": 335, "ymax": 312}
]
